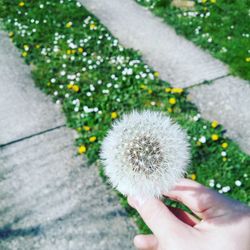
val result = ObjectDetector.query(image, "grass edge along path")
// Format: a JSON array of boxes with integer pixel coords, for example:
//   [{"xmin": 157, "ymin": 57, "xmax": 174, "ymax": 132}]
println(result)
[
  {"xmin": 1, "ymin": 0, "xmax": 249, "ymax": 234},
  {"xmin": 136, "ymin": 0, "xmax": 250, "ymax": 81}
]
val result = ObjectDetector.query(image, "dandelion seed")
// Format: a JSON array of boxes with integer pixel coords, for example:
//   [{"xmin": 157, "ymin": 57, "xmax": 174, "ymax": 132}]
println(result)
[{"xmin": 101, "ymin": 110, "xmax": 190, "ymax": 202}]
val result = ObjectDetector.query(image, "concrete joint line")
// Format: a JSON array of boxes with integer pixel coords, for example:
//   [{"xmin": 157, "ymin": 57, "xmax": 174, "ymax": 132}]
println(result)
[
  {"xmin": 0, "ymin": 124, "xmax": 66, "ymax": 148},
  {"xmin": 185, "ymin": 74, "xmax": 230, "ymax": 90}
]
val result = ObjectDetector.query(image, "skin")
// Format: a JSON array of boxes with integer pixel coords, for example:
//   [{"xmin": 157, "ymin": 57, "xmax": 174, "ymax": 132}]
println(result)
[{"xmin": 128, "ymin": 179, "xmax": 250, "ymax": 250}]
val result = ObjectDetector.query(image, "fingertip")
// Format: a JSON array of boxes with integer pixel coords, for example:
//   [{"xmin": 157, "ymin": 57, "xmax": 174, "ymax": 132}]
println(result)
[
  {"xmin": 134, "ymin": 235, "xmax": 144, "ymax": 246},
  {"xmin": 134, "ymin": 234, "xmax": 158, "ymax": 249}
]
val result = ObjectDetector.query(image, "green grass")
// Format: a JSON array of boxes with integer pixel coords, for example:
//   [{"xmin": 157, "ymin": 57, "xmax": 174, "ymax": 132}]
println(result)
[
  {"xmin": 136, "ymin": 0, "xmax": 250, "ymax": 81},
  {"xmin": 1, "ymin": 0, "xmax": 249, "ymax": 234}
]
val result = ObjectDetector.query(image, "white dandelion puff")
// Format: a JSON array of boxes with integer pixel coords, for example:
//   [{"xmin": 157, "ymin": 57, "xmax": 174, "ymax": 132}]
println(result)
[{"xmin": 100, "ymin": 110, "xmax": 190, "ymax": 202}]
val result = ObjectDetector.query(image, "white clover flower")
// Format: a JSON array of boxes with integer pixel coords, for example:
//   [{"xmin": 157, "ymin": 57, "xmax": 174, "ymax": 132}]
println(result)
[
  {"xmin": 222, "ymin": 186, "xmax": 231, "ymax": 193},
  {"xmin": 101, "ymin": 110, "xmax": 190, "ymax": 202},
  {"xmin": 235, "ymin": 180, "xmax": 242, "ymax": 187},
  {"xmin": 199, "ymin": 136, "xmax": 206, "ymax": 144}
]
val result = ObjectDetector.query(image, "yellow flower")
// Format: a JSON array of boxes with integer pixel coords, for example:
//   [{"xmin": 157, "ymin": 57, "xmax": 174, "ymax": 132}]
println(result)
[
  {"xmin": 19, "ymin": 2, "xmax": 25, "ymax": 7},
  {"xmin": 167, "ymin": 108, "xmax": 173, "ymax": 113},
  {"xmin": 223, "ymin": 157, "xmax": 227, "ymax": 162},
  {"xmin": 67, "ymin": 83, "xmax": 73, "ymax": 89},
  {"xmin": 154, "ymin": 71, "xmax": 159, "ymax": 78},
  {"xmin": 89, "ymin": 136, "xmax": 97, "ymax": 142},
  {"xmin": 83, "ymin": 126, "xmax": 91, "ymax": 131},
  {"xmin": 148, "ymin": 89, "xmax": 153, "ymax": 94},
  {"xmin": 169, "ymin": 97, "xmax": 176, "ymax": 105},
  {"xmin": 90, "ymin": 23, "xmax": 96, "ymax": 30},
  {"xmin": 211, "ymin": 134, "xmax": 219, "ymax": 141},
  {"xmin": 196, "ymin": 141, "xmax": 201, "ymax": 146},
  {"xmin": 246, "ymin": 57, "xmax": 250, "ymax": 62},
  {"xmin": 35, "ymin": 44, "xmax": 40, "ymax": 49},
  {"xmin": 9, "ymin": 32, "xmax": 14, "ymax": 37},
  {"xmin": 71, "ymin": 49, "xmax": 76, "ymax": 54},
  {"xmin": 191, "ymin": 174, "xmax": 196, "ymax": 180},
  {"xmin": 47, "ymin": 82, "xmax": 51, "ymax": 86},
  {"xmin": 165, "ymin": 87, "xmax": 171, "ymax": 93},
  {"xmin": 210, "ymin": 0, "xmax": 216, "ymax": 3},
  {"xmin": 201, "ymin": 0, "xmax": 207, "ymax": 3},
  {"xmin": 22, "ymin": 51, "xmax": 27, "ymax": 57},
  {"xmin": 140, "ymin": 84, "xmax": 147, "ymax": 90},
  {"xmin": 72, "ymin": 85, "xmax": 80, "ymax": 92},
  {"xmin": 66, "ymin": 49, "xmax": 71, "ymax": 55},
  {"xmin": 78, "ymin": 145, "xmax": 87, "ymax": 154},
  {"xmin": 111, "ymin": 112, "xmax": 118, "ymax": 119},
  {"xmin": 172, "ymin": 88, "xmax": 183, "ymax": 94},
  {"xmin": 211, "ymin": 120, "xmax": 219, "ymax": 128},
  {"xmin": 66, "ymin": 22, "xmax": 72, "ymax": 28},
  {"xmin": 221, "ymin": 142, "xmax": 228, "ymax": 149},
  {"xmin": 78, "ymin": 47, "xmax": 84, "ymax": 53}
]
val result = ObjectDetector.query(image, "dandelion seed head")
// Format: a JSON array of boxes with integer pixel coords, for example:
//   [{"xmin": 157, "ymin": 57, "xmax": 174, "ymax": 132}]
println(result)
[{"xmin": 101, "ymin": 110, "xmax": 190, "ymax": 201}]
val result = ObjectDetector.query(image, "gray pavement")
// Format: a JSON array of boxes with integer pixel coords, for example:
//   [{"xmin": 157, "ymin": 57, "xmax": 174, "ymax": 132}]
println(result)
[
  {"xmin": 0, "ymin": 31, "xmax": 136, "ymax": 249},
  {"xmin": 188, "ymin": 76, "xmax": 250, "ymax": 154},
  {"xmin": 0, "ymin": 31, "xmax": 65, "ymax": 145},
  {"xmin": 79, "ymin": 0, "xmax": 250, "ymax": 154}
]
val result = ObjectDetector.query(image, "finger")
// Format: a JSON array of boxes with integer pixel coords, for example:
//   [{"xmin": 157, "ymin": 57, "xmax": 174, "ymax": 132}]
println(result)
[
  {"xmin": 128, "ymin": 196, "xmax": 190, "ymax": 239},
  {"xmin": 168, "ymin": 206, "xmax": 200, "ymax": 226},
  {"xmin": 134, "ymin": 234, "xmax": 158, "ymax": 250},
  {"xmin": 165, "ymin": 179, "xmax": 230, "ymax": 219}
]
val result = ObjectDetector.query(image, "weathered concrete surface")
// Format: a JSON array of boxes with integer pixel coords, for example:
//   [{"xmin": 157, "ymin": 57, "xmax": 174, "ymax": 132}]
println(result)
[
  {"xmin": 79, "ymin": 0, "xmax": 228, "ymax": 87},
  {"xmin": 188, "ymin": 76, "xmax": 250, "ymax": 154},
  {"xmin": 0, "ymin": 128, "xmax": 135, "ymax": 250},
  {"xmin": 0, "ymin": 128, "xmax": 136, "ymax": 250},
  {"xmin": 0, "ymin": 31, "xmax": 65, "ymax": 145},
  {"xmin": 0, "ymin": 30, "xmax": 136, "ymax": 249}
]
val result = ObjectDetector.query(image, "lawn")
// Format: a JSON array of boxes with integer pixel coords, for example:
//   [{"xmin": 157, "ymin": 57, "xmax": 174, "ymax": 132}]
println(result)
[
  {"xmin": 1, "ymin": 0, "xmax": 249, "ymax": 233},
  {"xmin": 136, "ymin": 0, "xmax": 250, "ymax": 81}
]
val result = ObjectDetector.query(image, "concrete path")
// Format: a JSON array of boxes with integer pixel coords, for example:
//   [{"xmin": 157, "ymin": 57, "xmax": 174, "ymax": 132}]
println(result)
[
  {"xmin": 79, "ymin": 0, "xmax": 250, "ymax": 154},
  {"xmin": 0, "ymin": 31, "xmax": 136, "ymax": 249}
]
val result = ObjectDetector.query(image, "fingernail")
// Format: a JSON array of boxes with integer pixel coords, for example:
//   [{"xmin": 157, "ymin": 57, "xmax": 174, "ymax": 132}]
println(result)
[{"xmin": 128, "ymin": 196, "xmax": 140, "ymax": 209}]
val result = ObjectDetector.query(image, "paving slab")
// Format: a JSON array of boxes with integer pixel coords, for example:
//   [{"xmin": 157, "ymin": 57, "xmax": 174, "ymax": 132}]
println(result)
[
  {"xmin": 0, "ymin": 31, "xmax": 65, "ymax": 145},
  {"xmin": 79, "ymin": 0, "xmax": 228, "ymax": 87},
  {"xmin": 0, "ymin": 29, "xmax": 136, "ymax": 249},
  {"xmin": 0, "ymin": 127, "xmax": 136, "ymax": 250},
  {"xmin": 188, "ymin": 76, "xmax": 250, "ymax": 154}
]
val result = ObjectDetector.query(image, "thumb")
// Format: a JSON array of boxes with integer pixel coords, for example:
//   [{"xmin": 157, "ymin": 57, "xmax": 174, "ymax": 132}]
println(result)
[{"xmin": 128, "ymin": 196, "xmax": 189, "ymax": 239}]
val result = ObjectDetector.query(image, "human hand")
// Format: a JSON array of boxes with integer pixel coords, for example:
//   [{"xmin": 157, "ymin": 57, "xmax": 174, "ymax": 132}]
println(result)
[{"xmin": 128, "ymin": 179, "xmax": 250, "ymax": 250}]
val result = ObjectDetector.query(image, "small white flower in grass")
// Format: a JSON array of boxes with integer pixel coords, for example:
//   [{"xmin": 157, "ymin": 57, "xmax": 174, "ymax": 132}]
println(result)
[
  {"xmin": 100, "ymin": 110, "xmax": 190, "ymax": 202},
  {"xmin": 235, "ymin": 180, "xmax": 242, "ymax": 187},
  {"xmin": 221, "ymin": 151, "xmax": 227, "ymax": 157},
  {"xmin": 209, "ymin": 179, "xmax": 215, "ymax": 187},
  {"xmin": 199, "ymin": 136, "xmax": 206, "ymax": 144},
  {"xmin": 222, "ymin": 186, "xmax": 230, "ymax": 193}
]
